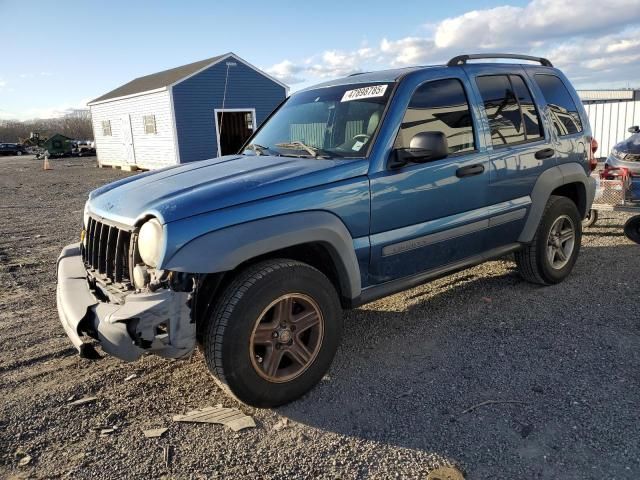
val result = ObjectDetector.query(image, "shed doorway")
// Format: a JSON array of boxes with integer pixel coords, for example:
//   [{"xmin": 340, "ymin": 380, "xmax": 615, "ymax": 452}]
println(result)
[{"xmin": 215, "ymin": 108, "xmax": 256, "ymax": 156}]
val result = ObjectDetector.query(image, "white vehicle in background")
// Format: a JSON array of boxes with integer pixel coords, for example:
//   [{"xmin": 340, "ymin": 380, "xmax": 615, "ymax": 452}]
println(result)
[{"xmin": 72, "ymin": 140, "xmax": 96, "ymax": 157}]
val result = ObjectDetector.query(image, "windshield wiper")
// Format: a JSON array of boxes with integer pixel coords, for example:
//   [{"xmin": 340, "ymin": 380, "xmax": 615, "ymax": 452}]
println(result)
[
  {"xmin": 275, "ymin": 141, "xmax": 328, "ymax": 158},
  {"xmin": 244, "ymin": 143, "xmax": 274, "ymax": 156}
]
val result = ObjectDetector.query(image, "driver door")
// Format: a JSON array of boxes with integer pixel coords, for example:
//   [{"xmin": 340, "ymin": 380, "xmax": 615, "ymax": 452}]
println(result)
[{"xmin": 368, "ymin": 76, "xmax": 491, "ymax": 284}]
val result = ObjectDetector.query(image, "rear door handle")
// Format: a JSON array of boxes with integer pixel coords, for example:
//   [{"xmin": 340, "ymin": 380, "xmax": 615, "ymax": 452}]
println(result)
[
  {"xmin": 456, "ymin": 164, "xmax": 485, "ymax": 178},
  {"xmin": 535, "ymin": 148, "xmax": 555, "ymax": 159}
]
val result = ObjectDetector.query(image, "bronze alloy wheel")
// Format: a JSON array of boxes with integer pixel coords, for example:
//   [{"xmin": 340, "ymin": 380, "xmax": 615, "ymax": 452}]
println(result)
[{"xmin": 249, "ymin": 293, "xmax": 324, "ymax": 383}]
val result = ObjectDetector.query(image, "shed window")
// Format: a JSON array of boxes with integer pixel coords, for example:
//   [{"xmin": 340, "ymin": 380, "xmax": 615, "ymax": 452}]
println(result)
[
  {"xmin": 143, "ymin": 115, "xmax": 157, "ymax": 134},
  {"xmin": 101, "ymin": 120, "xmax": 112, "ymax": 136}
]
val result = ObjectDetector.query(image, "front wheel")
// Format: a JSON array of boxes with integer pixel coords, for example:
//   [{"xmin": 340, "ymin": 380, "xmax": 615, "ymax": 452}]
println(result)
[
  {"xmin": 203, "ymin": 259, "xmax": 343, "ymax": 407},
  {"xmin": 624, "ymin": 215, "xmax": 640, "ymax": 244},
  {"xmin": 515, "ymin": 195, "xmax": 582, "ymax": 285}
]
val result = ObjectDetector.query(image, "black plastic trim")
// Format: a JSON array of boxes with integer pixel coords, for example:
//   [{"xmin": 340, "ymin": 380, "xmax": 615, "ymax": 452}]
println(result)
[
  {"xmin": 448, "ymin": 54, "xmax": 553, "ymax": 67},
  {"xmin": 351, "ymin": 243, "xmax": 521, "ymax": 308}
]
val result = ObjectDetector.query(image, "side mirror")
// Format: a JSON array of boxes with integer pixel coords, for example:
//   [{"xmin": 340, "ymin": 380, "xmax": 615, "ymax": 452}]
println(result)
[
  {"xmin": 390, "ymin": 132, "xmax": 448, "ymax": 168},
  {"xmin": 628, "ymin": 126, "xmax": 639, "ymax": 134}
]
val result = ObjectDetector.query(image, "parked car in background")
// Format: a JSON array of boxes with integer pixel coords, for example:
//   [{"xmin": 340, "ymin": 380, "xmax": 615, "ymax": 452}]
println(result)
[
  {"xmin": 57, "ymin": 53, "xmax": 597, "ymax": 407},
  {"xmin": 605, "ymin": 126, "xmax": 640, "ymax": 175},
  {"xmin": 0, "ymin": 143, "xmax": 28, "ymax": 156},
  {"xmin": 72, "ymin": 141, "xmax": 96, "ymax": 157}
]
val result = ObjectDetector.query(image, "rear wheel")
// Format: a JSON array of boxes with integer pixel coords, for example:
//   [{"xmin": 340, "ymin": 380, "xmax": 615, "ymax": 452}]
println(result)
[
  {"xmin": 515, "ymin": 195, "xmax": 582, "ymax": 285},
  {"xmin": 624, "ymin": 215, "xmax": 640, "ymax": 244},
  {"xmin": 203, "ymin": 259, "xmax": 342, "ymax": 407}
]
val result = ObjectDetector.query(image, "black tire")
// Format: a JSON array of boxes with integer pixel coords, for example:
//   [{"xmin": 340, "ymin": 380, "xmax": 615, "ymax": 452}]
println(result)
[
  {"xmin": 624, "ymin": 215, "xmax": 640, "ymax": 244},
  {"xmin": 515, "ymin": 195, "xmax": 582, "ymax": 285},
  {"xmin": 582, "ymin": 209, "xmax": 598, "ymax": 228},
  {"xmin": 203, "ymin": 259, "xmax": 343, "ymax": 407}
]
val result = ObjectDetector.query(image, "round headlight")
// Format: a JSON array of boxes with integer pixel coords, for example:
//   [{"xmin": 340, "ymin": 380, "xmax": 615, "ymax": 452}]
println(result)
[
  {"xmin": 83, "ymin": 201, "xmax": 90, "ymax": 228},
  {"xmin": 138, "ymin": 218, "xmax": 163, "ymax": 268}
]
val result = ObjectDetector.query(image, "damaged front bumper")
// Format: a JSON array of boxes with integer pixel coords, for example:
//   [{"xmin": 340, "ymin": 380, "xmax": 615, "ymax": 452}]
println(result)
[{"xmin": 56, "ymin": 243, "xmax": 195, "ymax": 361}]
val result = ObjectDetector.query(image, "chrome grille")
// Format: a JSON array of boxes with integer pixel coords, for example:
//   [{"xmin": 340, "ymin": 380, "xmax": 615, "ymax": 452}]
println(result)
[
  {"xmin": 82, "ymin": 217, "xmax": 134, "ymax": 286},
  {"xmin": 625, "ymin": 153, "xmax": 640, "ymax": 162}
]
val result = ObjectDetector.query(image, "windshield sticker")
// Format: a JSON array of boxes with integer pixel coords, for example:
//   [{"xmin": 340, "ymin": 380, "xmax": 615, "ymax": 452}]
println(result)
[
  {"xmin": 352, "ymin": 140, "xmax": 365, "ymax": 151},
  {"xmin": 341, "ymin": 84, "xmax": 388, "ymax": 102}
]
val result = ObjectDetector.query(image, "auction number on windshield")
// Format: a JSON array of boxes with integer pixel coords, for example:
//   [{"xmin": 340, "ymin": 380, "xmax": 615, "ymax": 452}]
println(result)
[{"xmin": 341, "ymin": 84, "xmax": 388, "ymax": 102}]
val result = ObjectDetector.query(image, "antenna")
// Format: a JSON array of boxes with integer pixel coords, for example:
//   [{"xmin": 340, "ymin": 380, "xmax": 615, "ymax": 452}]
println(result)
[{"xmin": 218, "ymin": 61, "xmax": 237, "ymax": 156}]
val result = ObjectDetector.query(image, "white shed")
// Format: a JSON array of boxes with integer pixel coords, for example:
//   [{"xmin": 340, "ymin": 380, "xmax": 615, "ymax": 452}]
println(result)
[
  {"xmin": 88, "ymin": 53, "xmax": 287, "ymax": 170},
  {"xmin": 89, "ymin": 89, "xmax": 176, "ymax": 170},
  {"xmin": 577, "ymin": 89, "xmax": 640, "ymax": 158}
]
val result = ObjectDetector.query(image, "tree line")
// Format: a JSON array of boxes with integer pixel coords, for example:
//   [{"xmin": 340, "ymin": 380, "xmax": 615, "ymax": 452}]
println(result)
[{"xmin": 0, "ymin": 109, "xmax": 94, "ymax": 143}]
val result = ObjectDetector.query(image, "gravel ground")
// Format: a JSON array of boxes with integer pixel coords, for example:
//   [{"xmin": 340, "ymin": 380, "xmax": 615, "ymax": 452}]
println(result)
[{"xmin": 1, "ymin": 155, "xmax": 639, "ymax": 479}]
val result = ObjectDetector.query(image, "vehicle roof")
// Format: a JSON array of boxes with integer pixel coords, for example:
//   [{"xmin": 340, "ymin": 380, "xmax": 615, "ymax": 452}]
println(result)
[
  {"xmin": 299, "ymin": 66, "xmax": 436, "ymax": 91},
  {"xmin": 298, "ymin": 62, "xmax": 558, "ymax": 92}
]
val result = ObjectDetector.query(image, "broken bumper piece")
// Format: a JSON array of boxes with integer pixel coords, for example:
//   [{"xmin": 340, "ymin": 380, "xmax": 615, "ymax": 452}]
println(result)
[{"xmin": 56, "ymin": 243, "xmax": 195, "ymax": 362}]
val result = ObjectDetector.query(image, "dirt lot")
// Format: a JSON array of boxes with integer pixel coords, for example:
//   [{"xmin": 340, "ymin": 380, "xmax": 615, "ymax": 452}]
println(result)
[{"xmin": 1, "ymin": 155, "xmax": 639, "ymax": 479}]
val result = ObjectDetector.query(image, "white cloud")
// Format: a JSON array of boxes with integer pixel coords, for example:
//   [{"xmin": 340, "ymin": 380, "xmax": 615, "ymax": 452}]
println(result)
[
  {"xmin": 265, "ymin": 0, "xmax": 640, "ymax": 89},
  {"xmin": 380, "ymin": 37, "xmax": 435, "ymax": 65},
  {"xmin": 0, "ymin": 99, "xmax": 90, "ymax": 121},
  {"xmin": 265, "ymin": 60, "xmax": 305, "ymax": 84},
  {"xmin": 607, "ymin": 38, "xmax": 640, "ymax": 53},
  {"xmin": 435, "ymin": 0, "xmax": 640, "ymax": 50}
]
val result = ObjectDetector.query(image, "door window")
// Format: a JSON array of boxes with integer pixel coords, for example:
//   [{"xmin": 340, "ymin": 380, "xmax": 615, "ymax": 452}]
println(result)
[
  {"xmin": 533, "ymin": 74, "xmax": 583, "ymax": 136},
  {"xmin": 396, "ymin": 78, "xmax": 475, "ymax": 154},
  {"xmin": 476, "ymin": 75, "xmax": 543, "ymax": 147},
  {"xmin": 510, "ymin": 75, "xmax": 543, "ymax": 141}
]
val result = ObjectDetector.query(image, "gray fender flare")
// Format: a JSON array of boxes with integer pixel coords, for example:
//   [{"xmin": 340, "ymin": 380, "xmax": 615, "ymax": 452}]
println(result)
[
  {"xmin": 163, "ymin": 211, "xmax": 362, "ymax": 299},
  {"xmin": 519, "ymin": 162, "xmax": 596, "ymax": 243}
]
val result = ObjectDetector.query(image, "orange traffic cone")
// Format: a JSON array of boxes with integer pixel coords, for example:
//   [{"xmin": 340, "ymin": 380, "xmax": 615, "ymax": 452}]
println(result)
[{"xmin": 43, "ymin": 154, "xmax": 52, "ymax": 170}]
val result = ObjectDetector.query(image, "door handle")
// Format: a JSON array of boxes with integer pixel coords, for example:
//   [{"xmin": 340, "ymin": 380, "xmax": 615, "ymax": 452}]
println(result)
[
  {"xmin": 456, "ymin": 164, "xmax": 485, "ymax": 178},
  {"xmin": 535, "ymin": 148, "xmax": 555, "ymax": 160}
]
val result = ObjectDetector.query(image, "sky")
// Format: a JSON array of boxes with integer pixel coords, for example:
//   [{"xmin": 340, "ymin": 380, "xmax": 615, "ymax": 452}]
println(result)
[{"xmin": 1, "ymin": 0, "xmax": 639, "ymax": 121}]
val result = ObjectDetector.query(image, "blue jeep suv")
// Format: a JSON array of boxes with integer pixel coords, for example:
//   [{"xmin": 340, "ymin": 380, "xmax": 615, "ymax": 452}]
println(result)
[{"xmin": 57, "ymin": 53, "xmax": 597, "ymax": 407}]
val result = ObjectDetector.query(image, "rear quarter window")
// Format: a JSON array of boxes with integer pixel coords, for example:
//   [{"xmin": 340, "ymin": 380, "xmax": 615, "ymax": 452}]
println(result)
[{"xmin": 533, "ymin": 74, "xmax": 583, "ymax": 136}]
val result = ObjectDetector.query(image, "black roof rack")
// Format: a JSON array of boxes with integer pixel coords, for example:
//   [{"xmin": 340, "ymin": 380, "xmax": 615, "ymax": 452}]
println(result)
[{"xmin": 447, "ymin": 53, "xmax": 553, "ymax": 68}]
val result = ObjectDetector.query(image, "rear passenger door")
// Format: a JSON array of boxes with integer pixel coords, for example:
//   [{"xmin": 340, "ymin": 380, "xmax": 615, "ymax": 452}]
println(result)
[{"xmin": 467, "ymin": 66, "xmax": 550, "ymax": 248}]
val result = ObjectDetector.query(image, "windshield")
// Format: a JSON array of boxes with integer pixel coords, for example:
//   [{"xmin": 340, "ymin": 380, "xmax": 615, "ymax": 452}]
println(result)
[{"xmin": 245, "ymin": 82, "xmax": 393, "ymax": 158}]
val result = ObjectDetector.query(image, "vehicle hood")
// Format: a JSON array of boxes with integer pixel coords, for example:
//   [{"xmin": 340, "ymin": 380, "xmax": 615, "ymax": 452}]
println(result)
[
  {"xmin": 616, "ymin": 133, "xmax": 640, "ymax": 153},
  {"xmin": 88, "ymin": 155, "xmax": 369, "ymax": 225}
]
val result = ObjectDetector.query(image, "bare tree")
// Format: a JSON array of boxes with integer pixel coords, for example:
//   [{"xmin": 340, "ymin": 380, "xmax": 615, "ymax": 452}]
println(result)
[
  {"xmin": 60, "ymin": 109, "xmax": 94, "ymax": 140},
  {"xmin": 0, "ymin": 110, "xmax": 94, "ymax": 143}
]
